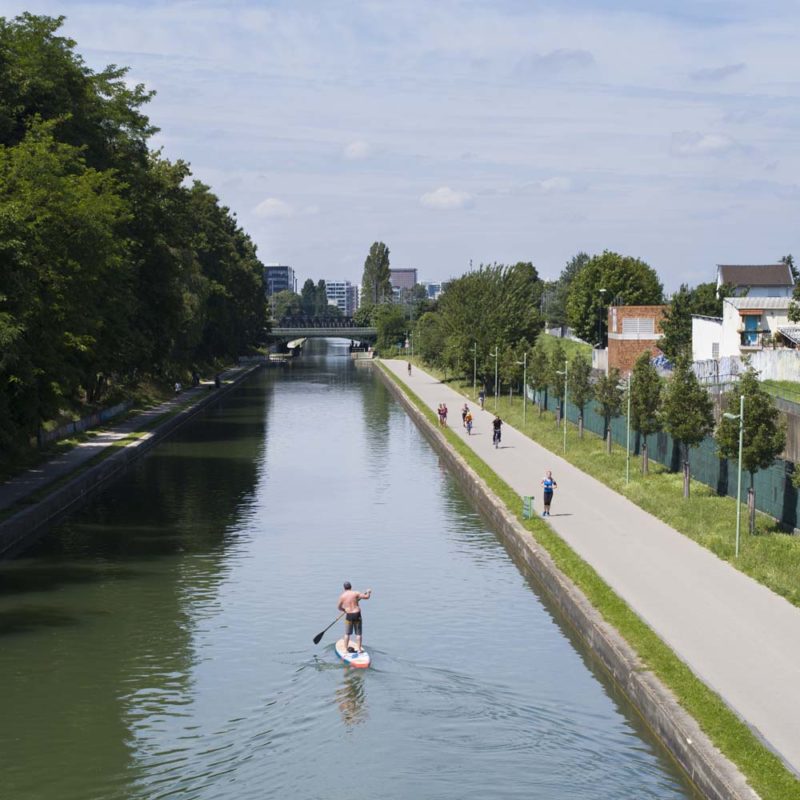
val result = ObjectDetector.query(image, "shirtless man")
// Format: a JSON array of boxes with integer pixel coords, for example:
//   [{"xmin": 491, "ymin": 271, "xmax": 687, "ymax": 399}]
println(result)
[{"xmin": 338, "ymin": 582, "xmax": 372, "ymax": 654}]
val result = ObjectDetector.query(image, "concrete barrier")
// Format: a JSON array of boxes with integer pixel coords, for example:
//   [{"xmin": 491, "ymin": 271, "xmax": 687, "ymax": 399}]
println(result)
[
  {"xmin": 376, "ymin": 364, "xmax": 759, "ymax": 800},
  {"xmin": 0, "ymin": 365, "xmax": 262, "ymax": 557}
]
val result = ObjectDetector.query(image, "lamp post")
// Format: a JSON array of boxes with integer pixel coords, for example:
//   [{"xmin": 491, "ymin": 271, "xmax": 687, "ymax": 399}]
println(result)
[
  {"xmin": 516, "ymin": 351, "xmax": 528, "ymax": 427},
  {"xmin": 410, "ymin": 331, "xmax": 414, "ymax": 359},
  {"xmin": 723, "ymin": 394, "xmax": 745, "ymax": 557},
  {"xmin": 491, "ymin": 345, "xmax": 499, "ymax": 410},
  {"xmin": 471, "ymin": 342, "xmax": 478, "ymax": 397},
  {"xmin": 617, "ymin": 374, "xmax": 632, "ymax": 484},
  {"xmin": 556, "ymin": 358, "xmax": 568, "ymax": 454}
]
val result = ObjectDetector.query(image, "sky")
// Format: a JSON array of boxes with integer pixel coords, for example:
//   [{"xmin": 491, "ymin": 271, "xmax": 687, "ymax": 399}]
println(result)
[{"xmin": 5, "ymin": 0, "xmax": 800, "ymax": 290}]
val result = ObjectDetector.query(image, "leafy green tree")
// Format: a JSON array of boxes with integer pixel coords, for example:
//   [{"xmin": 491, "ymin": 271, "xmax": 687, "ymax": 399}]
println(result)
[
  {"xmin": 716, "ymin": 366, "xmax": 785, "ymax": 532},
  {"xmin": 543, "ymin": 252, "xmax": 590, "ymax": 329},
  {"xmin": 662, "ymin": 358, "xmax": 714, "ymax": 498},
  {"xmin": 374, "ymin": 303, "xmax": 406, "ymax": 352},
  {"xmin": 566, "ymin": 251, "xmax": 663, "ymax": 345},
  {"xmin": 594, "ymin": 368, "xmax": 623, "ymax": 453},
  {"xmin": 435, "ymin": 262, "xmax": 543, "ymax": 389},
  {"xmin": 414, "ymin": 311, "xmax": 445, "ymax": 366},
  {"xmin": 568, "ymin": 353, "xmax": 593, "ymax": 437},
  {"xmin": 271, "ymin": 290, "xmax": 301, "ymax": 321},
  {"xmin": 0, "ymin": 118, "xmax": 128, "ymax": 445},
  {"xmin": 315, "ymin": 279, "xmax": 330, "ymax": 316},
  {"xmin": 529, "ymin": 339, "xmax": 550, "ymax": 414},
  {"xmin": 629, "ymin": 352, "xmax": 663, "ymax": 473},
  {"xmin": 361, "ymin": 241, "xmax": 392, "ymax": 307},
  {"xmin": 300, "ymin": 279, "xmax": 317, "ymax": 315},
  {"xmin": 547, "ymin": 340, "xmax": 567, "ymax": 423},
  {"xmin": 781, "ymin": 254, "xmax": 798, "ymax": 283},
  {"xmin": 499, "ymin": 343, "xmax": 523, "ymax": 399},
  {"xmin": 352, "ymin": 304, "xmax": 374, "ymax": 327},
  {"xmin": 660, "ymin": 282, "xmax": 730, "ymax": 362}
]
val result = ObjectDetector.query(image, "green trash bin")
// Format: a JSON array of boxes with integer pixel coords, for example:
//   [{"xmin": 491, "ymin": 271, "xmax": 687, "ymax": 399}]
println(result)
[{"xmin": 522, "ymin": 495, "xmax": 534, "ymax": 519}]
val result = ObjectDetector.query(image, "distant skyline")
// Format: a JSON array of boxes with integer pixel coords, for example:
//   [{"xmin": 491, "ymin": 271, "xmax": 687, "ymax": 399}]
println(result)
[{"xmin": 7, "ymin": 1, "xmax": 800, "ymax": 291}]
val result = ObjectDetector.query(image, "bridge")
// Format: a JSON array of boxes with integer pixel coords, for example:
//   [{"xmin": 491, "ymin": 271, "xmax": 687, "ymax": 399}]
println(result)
[{"xmin": 270, "ymin": 317, "xmax": 377, "ymax": 339}]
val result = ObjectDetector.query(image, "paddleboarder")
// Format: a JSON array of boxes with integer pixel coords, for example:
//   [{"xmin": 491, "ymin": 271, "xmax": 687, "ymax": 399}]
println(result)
[{"xmin": 338, "ymin": 582, "xmax": 372, "ymax": 654}]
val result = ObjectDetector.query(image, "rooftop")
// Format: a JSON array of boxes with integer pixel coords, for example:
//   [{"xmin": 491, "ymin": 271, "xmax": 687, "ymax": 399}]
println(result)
[
  {"xmin": 717, "ymin": 263, "xmax": 794, "ymax": 287},
  {"xmin": 724, "ymin": 296, "xmax": 792, "ymax": 310}
]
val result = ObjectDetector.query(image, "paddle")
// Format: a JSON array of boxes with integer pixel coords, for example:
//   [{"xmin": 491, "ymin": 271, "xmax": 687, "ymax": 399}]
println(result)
[{"xmin": 313, "ymin": 612, "xmax": 345, "ymax": 645}]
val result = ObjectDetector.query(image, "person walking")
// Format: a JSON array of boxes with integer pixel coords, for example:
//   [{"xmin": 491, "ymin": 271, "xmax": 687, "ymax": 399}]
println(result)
[
  {"xmin": 441, "ymin": 403, "xmax": 448, "ymax": 427},
  {"xmin": 541, "ymin": 471, "xmax": 557, "ymax": 516},
  {"xmin": 338, "ymin": 582, "xmax": 372, "ymax": 654},
  {"xmin": 478, "ymin": 389, "xmax": 486, "ymax": 410},
  {"xmin": 407, "ymin": 361, "xmax": 412, "ymax": 376},
  {"xmin": 465, "ymin": 410, "xmax": 473, "ymax": 435}
]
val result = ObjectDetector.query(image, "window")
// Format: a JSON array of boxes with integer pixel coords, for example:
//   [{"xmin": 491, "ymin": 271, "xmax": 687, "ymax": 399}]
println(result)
[
  {"xmin": 622, "ymin": 317, "xmax": 655, "ymax": 335},
  {"xmin": 712, "ymin": 343, "xmax": 720, "ymax": 358}
]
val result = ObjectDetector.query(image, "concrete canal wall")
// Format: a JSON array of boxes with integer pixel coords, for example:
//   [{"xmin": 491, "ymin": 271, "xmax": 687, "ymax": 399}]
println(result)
[
  {"xmin": 0, "ymin": 365, "xmax": 262, "ymax": 557},
  {"xmin": 376, "ymin": 364, "xmax": 758, "ymax": 800}
]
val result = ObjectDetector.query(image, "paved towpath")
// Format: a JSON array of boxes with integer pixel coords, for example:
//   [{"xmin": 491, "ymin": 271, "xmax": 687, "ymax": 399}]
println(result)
[
  {"xmin": 0, "ymin": 368, "xmax": 245, "ymax": 514},
  {"xmin": 384, "ymin": 359, "xmax": 800, "ymax": 776}
]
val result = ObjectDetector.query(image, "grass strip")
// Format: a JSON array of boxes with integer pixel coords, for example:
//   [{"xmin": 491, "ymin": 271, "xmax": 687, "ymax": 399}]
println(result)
[
  {"xmin": 409, "ymin": 357, "xmax": 800, "ymax": 609},
  {"xmin": 379, "ymin": 360, "xmax": 800, "ymax": 800}
]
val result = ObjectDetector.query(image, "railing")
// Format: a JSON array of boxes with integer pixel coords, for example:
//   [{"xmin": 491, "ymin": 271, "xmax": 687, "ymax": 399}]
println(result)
[
  {"xmin": 276, "ymin": 317, "xmax": 361, "ymax": 329},
  {"xmin": 739, "ymin": 330, "xmax": 770, "ymax": 349}
]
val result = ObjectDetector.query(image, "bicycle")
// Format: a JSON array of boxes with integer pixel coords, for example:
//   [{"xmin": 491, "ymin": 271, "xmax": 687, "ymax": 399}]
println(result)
[{"xmin": 492, "ymin": 428, "xmax": 501, "ymax": 448}]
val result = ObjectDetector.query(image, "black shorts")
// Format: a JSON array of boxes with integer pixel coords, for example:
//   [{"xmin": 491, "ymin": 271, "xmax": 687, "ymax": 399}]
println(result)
[
  {"xmin": 345, "ymin": 611, "xmax": 362, "ymax": 636},
  {"xmin": 543, "ymin": 490, "xmax": 553, "ymax": 504}
]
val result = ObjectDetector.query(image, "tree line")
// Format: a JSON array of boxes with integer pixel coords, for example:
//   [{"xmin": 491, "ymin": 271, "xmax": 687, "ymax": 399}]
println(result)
[{"xmin": 0, "ymin": 14, "xmax": 267, "ymax": 452}]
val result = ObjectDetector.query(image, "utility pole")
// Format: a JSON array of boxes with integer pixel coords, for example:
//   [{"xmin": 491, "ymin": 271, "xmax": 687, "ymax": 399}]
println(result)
[
  {"xmin": 471, "ymin": 342, "xmax": 478, "ymax": 396},
  {"xmin": 557, "ymin": 359, "xmax": 568, "ymax": 453},
  {"xmin": 724, "ymin": 395, "xmax": 745, "ymax": 557}
]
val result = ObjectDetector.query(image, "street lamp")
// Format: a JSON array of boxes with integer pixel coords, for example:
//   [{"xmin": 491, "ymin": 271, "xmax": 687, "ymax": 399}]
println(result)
[
  {"xmin": 471, "ymin": 342, "xmax": 478, "ymax": 396},
  {"xmin": 723, "ymin": 394, "xmax": 745, "ymax": 557},
  {"xmin": 491, "ymin": 345, "xmax": 499, "ymax": 410},
  {"xmin": 410, "ymin": 331, "xmax": 414, "ymax": 359},
  {"xmin": 516, "ymin": 351, "xmax": 528, "ymax": 427},
  {"xmin": 617, "ymin": 374, "xmax": 632, "ymax": 485},
  {"xmin": 556, "ymin": 358, "xmax": 568, "ymax": 454}
]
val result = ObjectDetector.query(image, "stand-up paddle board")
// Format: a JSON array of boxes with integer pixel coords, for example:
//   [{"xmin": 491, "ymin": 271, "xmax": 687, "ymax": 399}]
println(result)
[{"xmin": 335, "ymin": 637, "xmax": 371, "ymax": 669}]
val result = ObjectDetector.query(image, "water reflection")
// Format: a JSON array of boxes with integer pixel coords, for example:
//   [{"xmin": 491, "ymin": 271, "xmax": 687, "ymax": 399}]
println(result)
[{"xmin": 336, "ymin": 669, "xmax": 368, "ymax": 728}]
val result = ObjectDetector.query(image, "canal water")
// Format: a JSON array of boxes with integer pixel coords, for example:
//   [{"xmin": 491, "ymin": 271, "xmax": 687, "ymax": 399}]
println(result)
[{"xmin": 0, "ymin": 340, "xmax": 700, "ymax": 799}]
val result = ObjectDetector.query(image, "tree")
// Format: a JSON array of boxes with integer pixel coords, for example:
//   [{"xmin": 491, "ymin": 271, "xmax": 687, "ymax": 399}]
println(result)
[
  {"xmin": 629, "ymin": 352, "xmax": 663, "ymax": 473},
  {"xmin": 543, "ymin": 252, "xmax": 590, "ymax": 329},
  {"xmin": 315, "ymin": 279, "xmax": 330, "ymax": 317},
  {"xmin": 547, "ymin": 340, "xmax": 567, "ymax": 423},
  {"xmin": 661, "ymin": 358, "xmax": 714, "ymax": 498},
  {"xmin": 660, "ymin": 281, "xmax": 730, "ymax": 362},
  {"xmin": 300, "ymin": 278, "xmax": 317, "ymax": 315},
  {"xmin": 568, "ymin": 353, "xmax": 593, "ymax": 437},
  {"xmin": 430, "ymin": 262, "xmax": 543, "ymax": 389},
  {"xmin": 528, "ymin": 339, "xmax": 550, "ymax": 414},
  {"xmin": 499, "ymin": 342, "xmax": 523, "ymax": 399},
  {"xmin": 271, "ymin": 290, "xmax": 301, "ymax": 321},
  {"xmin": 594, "ymin": 368, "xmax": 623, "ymax": 453},
  {"xmin": 716, "ymin": 366, "xmax": 785, "ymax": 533},
  {"xmin": 361, "ymin": 241, "xmax": 392, "ymax": 307},
  {"xmin": 414, "ymin": 311, "xmax": 445, "ymax": 366},
  {"xmin": 781, "ymin": 254, "xmax": 798, "ymax": 283},
  {"xmin": 373, "ymin": 303, "xmax": 406, "ymax": 352},
  {"xmin": 566, "ymin": 251, "xmax": 663, "ymax": 345}
]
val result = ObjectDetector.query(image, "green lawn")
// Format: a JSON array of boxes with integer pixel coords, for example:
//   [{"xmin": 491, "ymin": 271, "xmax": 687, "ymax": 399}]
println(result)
[
  {"xmin": 381, "ymin": 360, "xmax": 800, "ymax": 800},
  {"xmin": 538, "ymin": 332, "xmax": 593, "ymax": 359},
  {"xmin": 762, "ymin": 379, "xmax": 800, "ymax": 405},
  {"xmin": 408, "ymin": 356, "xmax": 800, "ymax": 608}
]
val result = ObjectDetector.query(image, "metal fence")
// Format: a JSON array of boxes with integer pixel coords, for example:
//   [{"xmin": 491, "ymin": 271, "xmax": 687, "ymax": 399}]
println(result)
[
  {"xmin": 38, "ymin": 401, "xmax": 132, "ymax": 447},
  {"xmin": 529, "ymin": 386, "xmax": 798, "ymax": 530}
]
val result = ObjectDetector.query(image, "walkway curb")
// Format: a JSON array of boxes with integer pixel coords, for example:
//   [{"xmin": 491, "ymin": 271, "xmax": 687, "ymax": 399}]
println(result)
[
  {"xmin": 377, "ymin": 363, "xmax": 759, "ymax": 800},
  {"xmin": 0, "ymin": 365, "xmax": 262, "ymax": 557}
]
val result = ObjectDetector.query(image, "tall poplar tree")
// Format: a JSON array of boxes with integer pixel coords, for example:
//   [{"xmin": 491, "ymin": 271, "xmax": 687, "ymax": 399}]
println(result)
[
  {"xmin": 629, "ymin": 352, "xmax": 663, "ymax": 473},
  {"xmin": 594, "ymin": 368, "xmax": 623, "ymax": 453},
  {"xmin": 361, "ymin": 241, "xmax": 392, "ymax": 307},
  {"xmin": 716, "ymin": 366, "xmax": 785, "ymax": 532},
  {"xmin": 568, "ymin": 353, "xmax": 593, "ymax": 437},
  {"xmin": 662, "ymin": 358, "xmax": 714, "ymax": 498}
]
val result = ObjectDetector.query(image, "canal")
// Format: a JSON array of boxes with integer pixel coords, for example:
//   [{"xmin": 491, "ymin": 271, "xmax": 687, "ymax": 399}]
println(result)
[{"xmin": 0, "ymin": 340, "xmax": 700, "ymax": 799}]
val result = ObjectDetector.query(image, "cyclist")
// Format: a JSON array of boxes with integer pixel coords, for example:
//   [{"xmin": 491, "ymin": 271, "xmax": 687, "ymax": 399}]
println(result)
[
  {"xmin": 492, "ymin": 415, "xmax": 502, "ymax": 448},
  {"xmin": 461, "ymin": 403, "xmax": 469, "ymax": 428}
]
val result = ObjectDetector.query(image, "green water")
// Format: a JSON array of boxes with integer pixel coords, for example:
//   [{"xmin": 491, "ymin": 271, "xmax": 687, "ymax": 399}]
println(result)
[{"xmin": 0, "ymin": 340, "xmax": 700, "ymax": 799}]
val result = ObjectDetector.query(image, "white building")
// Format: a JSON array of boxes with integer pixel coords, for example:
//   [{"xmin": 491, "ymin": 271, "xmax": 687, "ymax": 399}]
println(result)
[
  {"xmin": 691, "ymin": 315, "xmax": 723, "ymax": 361},
  {"xmin": 717, "ymin": 263, "xmax": 794, "ymax": 298},
  {"xmin": 324, "ymin": 280, "xmax": 358, "ymax": 316},
  {"xmin": 722, "ymin": 296, "xmax": 797, "ymax": 355}
]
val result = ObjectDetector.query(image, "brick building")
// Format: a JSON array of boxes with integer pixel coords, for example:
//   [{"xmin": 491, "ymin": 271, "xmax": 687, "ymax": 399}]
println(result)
[{"xmin": 606, "ymin": 305, "xmax": 667, "ymax": 374}]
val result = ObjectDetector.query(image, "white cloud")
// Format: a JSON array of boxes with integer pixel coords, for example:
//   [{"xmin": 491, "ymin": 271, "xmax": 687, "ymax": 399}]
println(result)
[
  {"xmin": 517, "ymin": 49, "xmax": 594, "ymax": 76},
  {"xmin": 343, "ymin": 140, "xmax": 370, "ymax": 160},
  {"xmin": 253, "ymin": 197, "xmax": 294, "ymax": 218},
  {"xmin": 538, "ymin": 176, "xmax": 574, "ymax": 193},
  {"xmin": 671, "ymin": 132, "xmax": 740, "ymax": 157},
  {"xmin": 420, "ymin": 186, "xmax": 473, "ymax": 210}
]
